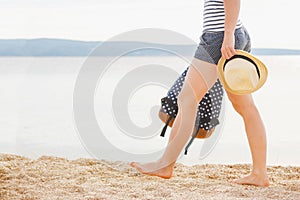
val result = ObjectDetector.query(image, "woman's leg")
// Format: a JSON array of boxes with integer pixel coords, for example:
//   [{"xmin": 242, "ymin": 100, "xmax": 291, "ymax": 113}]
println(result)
[
  {"xmin": 226, "ymin": 91, "xmax": 270, "ymax": 186},
  {"xmin": 167, "ymin": 57, "xmax": 218, "ymax": 144},
  {"xmin": 130, "ymin": 58, "xmax": 218, "ymax": 178}
]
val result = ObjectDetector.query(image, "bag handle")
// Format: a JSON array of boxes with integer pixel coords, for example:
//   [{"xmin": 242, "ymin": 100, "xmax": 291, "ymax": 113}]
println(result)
[{"xmin": 160, "ymin": 115, "xmax": 174, "ymax": 137}]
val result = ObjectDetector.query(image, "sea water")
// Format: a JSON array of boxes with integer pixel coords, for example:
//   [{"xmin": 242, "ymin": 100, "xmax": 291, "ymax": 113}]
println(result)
[{"xmin": 0, "ymin": 56, "xmax": 299, "ymax": 166}]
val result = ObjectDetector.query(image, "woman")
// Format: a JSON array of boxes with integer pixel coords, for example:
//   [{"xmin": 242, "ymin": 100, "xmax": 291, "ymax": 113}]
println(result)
[{"xmin": 131, "ymin": 0, "xmax": 270, "ymax": 187}]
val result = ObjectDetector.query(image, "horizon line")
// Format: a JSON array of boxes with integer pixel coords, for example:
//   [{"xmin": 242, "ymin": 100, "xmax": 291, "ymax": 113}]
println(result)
[{"xmin": 0, "ymin": 38, "xmax": 299, "ymax": 51}]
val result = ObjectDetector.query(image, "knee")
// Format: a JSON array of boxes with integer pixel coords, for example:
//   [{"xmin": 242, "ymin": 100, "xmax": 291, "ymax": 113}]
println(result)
[
  {"xmin": 177, "ymin": 89, "xmax": 198, "ymax": 110},
  {"xmin": 230, "ymin": 99, "xmax": 257, "ymax": 116}
]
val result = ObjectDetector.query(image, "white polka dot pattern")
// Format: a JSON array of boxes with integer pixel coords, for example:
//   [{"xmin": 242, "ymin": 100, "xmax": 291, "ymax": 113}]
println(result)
[{"xmin": 161, "ymin": 66, "xmax": 224, "ymax": 131}]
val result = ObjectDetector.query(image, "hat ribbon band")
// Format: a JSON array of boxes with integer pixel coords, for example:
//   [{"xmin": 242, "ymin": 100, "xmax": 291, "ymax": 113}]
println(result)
[{"xmin": 223, "ymin": 54, "xmax": 261, "ymax": 78}]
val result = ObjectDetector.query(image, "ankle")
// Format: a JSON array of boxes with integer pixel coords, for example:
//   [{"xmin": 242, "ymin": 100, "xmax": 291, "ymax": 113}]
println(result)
[
  {"xmin": 157, "ymin": 158, "xmax": 176, "ymax": 167},
  {"xmin": 251, "ymin": 169, "xmax": 268, "ymax": 177}
]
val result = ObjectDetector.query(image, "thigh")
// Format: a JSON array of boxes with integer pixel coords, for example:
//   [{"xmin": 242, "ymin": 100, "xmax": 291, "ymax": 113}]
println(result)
[
  {"xmin": 183, "ymin": 57, "xmax": 218, "ymax": 102},
  {"xmin": 225, "ymin": 89, "xmax": 254, "ymax": 108}
]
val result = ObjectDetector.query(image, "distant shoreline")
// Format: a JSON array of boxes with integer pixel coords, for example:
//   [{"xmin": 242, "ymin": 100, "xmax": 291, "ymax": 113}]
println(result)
[{"xmin": 1, "ymin": 38, "xmax": 300, "ymax": 57}]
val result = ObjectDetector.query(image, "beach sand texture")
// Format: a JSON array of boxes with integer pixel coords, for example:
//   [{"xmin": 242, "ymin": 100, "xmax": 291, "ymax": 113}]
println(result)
[{"xmin": 0, "ymin": 154, "xmax": 299, "ymax": 200}]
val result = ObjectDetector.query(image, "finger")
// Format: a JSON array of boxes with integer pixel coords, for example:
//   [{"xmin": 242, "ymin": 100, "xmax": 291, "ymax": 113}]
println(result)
[
  {"xmin": 226, "ymin": 47, "xmax": 235, "ymax": 59},
  {"xmin": 225, "ymin": 47, "xmax": 235, "ymax": 59},
  {"xmin": 221, "ymin": 47, "xmax": 229, "ymax": 60},
  {"xmin": 229, "ymin": 47, "xmax": 236, "ymax": 57},
  {"xmin": 226, "ymin": 48, "xmax": 232, "ymax": 59}
]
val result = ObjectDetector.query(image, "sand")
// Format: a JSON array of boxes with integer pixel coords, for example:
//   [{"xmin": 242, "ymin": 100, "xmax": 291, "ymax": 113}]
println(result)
[{"xmin": 0, "ymin": 154, "xmax": 299, "ymax": 200}]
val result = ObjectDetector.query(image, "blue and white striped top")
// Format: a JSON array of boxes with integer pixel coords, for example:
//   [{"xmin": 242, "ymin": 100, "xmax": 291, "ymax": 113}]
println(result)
[{"xmin": 203, "ymin": 0, "xmax": 242, "ymax": 32}]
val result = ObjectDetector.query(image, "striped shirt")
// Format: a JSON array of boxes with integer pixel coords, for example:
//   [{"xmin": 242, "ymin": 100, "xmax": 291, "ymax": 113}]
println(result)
[{"xmin": 203, "ymin": 0, "xmax": 242, "ymax": 32}]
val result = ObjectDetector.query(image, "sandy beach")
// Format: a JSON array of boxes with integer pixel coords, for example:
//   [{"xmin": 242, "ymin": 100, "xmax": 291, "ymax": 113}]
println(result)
[{"xmin": 0, "ymin": 153, "xmax": 299, "ymax": 200}]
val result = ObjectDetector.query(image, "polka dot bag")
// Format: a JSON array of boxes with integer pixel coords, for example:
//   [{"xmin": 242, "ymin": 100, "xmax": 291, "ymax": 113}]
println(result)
[{"xmin": 159, "ymin": 66, "xmax": 224, "ymax": 154}]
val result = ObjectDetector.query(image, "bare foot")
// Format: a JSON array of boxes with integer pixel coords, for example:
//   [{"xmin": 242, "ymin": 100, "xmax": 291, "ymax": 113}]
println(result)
[
  {"xmin": 231, "ymin": 173, "xmax": 270, "ymax": 187},
  {"xmin": 130, "ymin": 161, "xmax": 175, "ymax": 179}
]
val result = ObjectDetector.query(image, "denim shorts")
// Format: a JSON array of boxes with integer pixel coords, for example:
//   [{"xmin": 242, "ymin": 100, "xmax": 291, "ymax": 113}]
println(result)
[{"xmin": 193, "ymin": 26, "xmax": 251, "ymax": 64}]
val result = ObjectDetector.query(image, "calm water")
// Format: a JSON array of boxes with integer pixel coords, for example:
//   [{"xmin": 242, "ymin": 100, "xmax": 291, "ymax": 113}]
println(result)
[{"xmin": 0, "ymin": 56, "xmax": 299, "ymax": 166}]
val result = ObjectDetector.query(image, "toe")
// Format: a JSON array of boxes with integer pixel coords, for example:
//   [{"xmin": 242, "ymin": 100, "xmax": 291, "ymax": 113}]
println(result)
[{"xmin": 129, "ymin": 162, "xmax": 136, "ymax": 167}]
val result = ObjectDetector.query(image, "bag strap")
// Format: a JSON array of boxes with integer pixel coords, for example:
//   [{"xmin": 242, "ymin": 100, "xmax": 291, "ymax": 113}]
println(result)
[
  {"xmin": 184, "ymin": 124, "xmax": 200, "ymax": 155},
  {"xmin": 160, "ymin": 115, "xmax": 173, "ymax": 137}
]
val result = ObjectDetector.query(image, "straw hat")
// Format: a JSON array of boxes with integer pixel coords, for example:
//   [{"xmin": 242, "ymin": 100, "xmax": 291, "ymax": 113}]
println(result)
[{"xmin": 217, "ymin": 50, "xmax": 268, "ymax": 95}]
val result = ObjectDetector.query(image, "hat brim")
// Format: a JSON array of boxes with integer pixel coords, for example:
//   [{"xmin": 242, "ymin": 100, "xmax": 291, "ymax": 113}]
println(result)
[{"xmin": 217, "ymin": 50, "xmax": 268, "ymax": 95}]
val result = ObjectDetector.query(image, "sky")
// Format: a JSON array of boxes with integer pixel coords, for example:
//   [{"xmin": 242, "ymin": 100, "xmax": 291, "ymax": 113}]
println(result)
[{"xmin": 0, "ymin": 0, "xmax": 299, "ymax": 49}]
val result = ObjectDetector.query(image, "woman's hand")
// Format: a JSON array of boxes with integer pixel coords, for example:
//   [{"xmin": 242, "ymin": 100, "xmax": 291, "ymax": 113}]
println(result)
[
  {"xmin": 222, "ymin": 0, "xmax": 240, "ymax": 60},
  {"xmin": 221, "ymin": 32, "xmax": 236, "ymax": 60}
]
